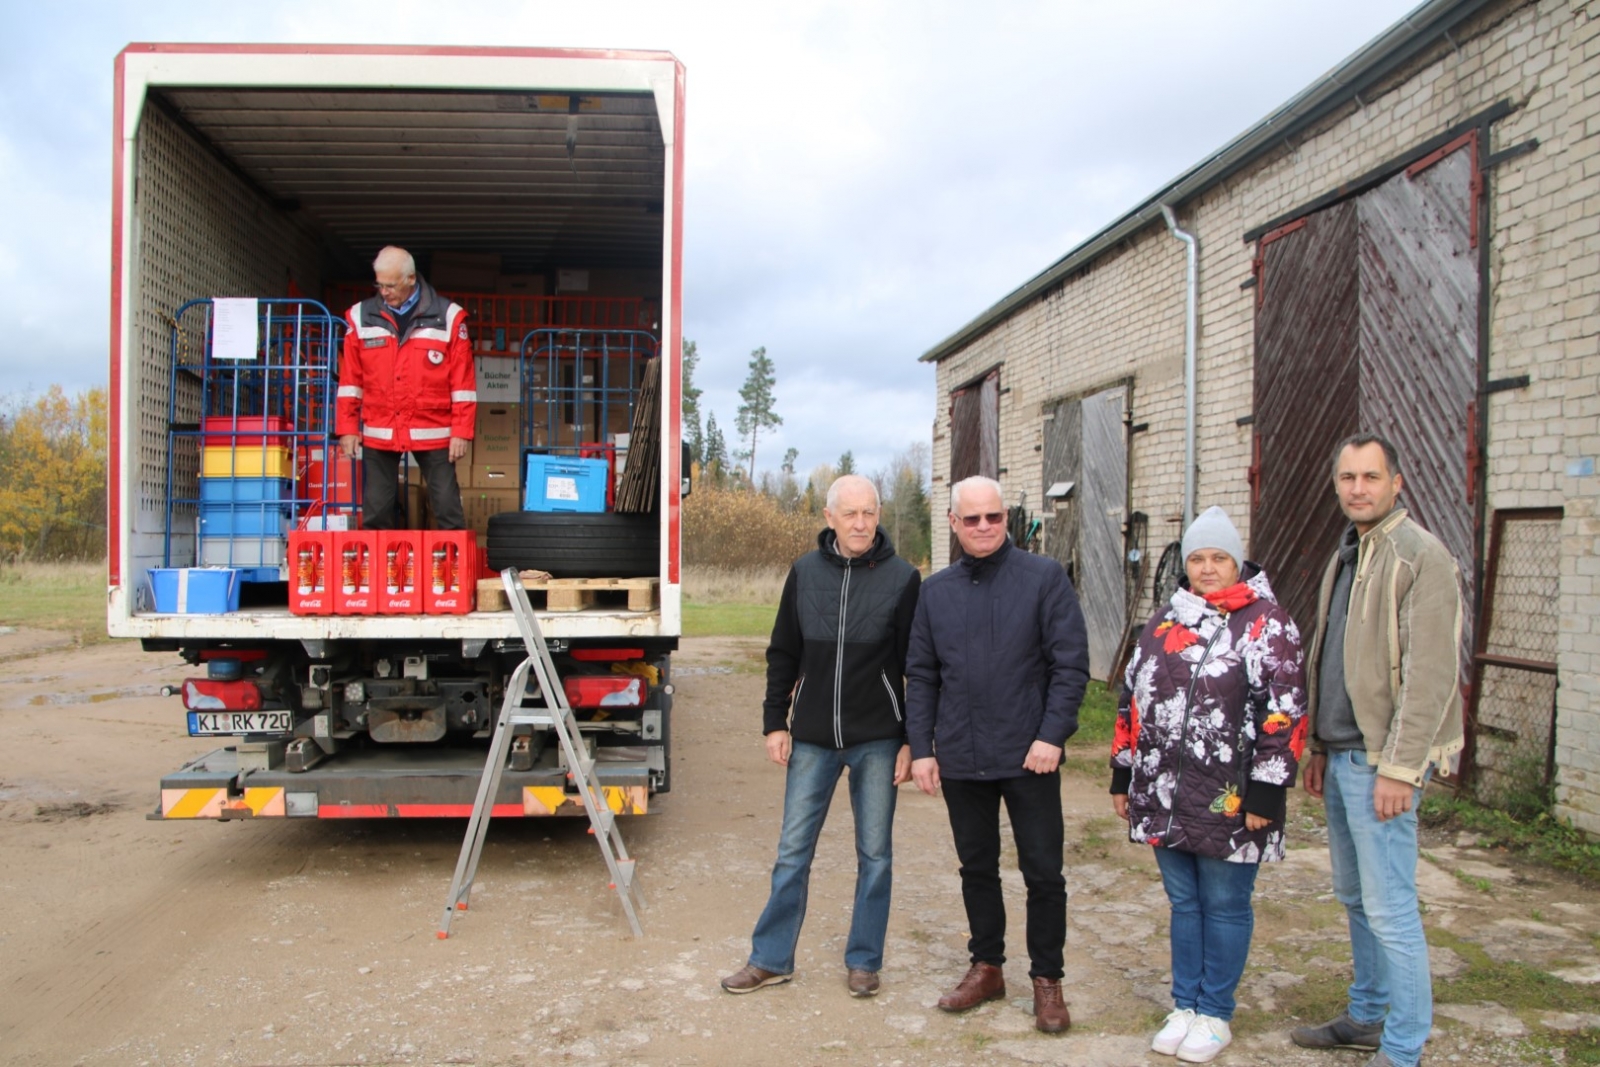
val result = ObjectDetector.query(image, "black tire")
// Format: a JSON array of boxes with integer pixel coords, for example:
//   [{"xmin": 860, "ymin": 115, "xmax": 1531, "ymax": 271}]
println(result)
[
  {"xmin": 485, "ymin": 511, "xmax": 660, "ymax": 578},
  {"xmin": 1151, "ymin": 540, "xmax": 1184, "ymax": 607}
]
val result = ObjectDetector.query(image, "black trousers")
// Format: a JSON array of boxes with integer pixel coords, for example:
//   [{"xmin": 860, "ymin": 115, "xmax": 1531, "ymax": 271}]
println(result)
[
  {"xmin": 362, "ymin": 447, "xmax": 464, "ymax": 530},
  {"xmin": 942, "ymin": 772, "xmax": 1067, "ymax": 979}
]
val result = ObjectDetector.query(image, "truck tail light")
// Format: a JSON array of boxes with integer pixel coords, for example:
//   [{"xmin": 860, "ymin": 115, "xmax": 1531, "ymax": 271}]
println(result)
[
  {"xmin": 563, "ymin": 676, "xmax": 645, "ymax": 709},
  {"xmin": 182, "ymin": 678, "xmax": 263, "ymax": 711}
]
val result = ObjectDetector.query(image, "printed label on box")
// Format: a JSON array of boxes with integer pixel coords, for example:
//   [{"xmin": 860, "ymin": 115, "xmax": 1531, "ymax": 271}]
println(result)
[{"xmin": 548, "ymin": 476, "xmax": 579, "ymax": 501}]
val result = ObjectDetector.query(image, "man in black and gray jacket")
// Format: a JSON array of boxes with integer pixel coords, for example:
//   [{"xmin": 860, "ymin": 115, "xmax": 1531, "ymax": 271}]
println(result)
[{"xmin": 721, "ymin": 474, "xmax": 922, "ymax": 999}]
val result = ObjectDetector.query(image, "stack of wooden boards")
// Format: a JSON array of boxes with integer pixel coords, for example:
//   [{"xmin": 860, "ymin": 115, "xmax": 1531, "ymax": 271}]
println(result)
[{"xmin": 615, "ymin": 357, "xmax": 661, "ymax": 513}]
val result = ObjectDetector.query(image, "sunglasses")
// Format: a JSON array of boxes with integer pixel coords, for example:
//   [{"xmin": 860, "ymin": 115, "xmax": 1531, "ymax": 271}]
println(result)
[{"xmin": 957, "ymin": 512, "xmax": 1006, "ymax": 528}]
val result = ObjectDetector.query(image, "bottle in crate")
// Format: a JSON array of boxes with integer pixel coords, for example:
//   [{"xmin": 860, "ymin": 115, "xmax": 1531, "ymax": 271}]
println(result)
[
  {"xmin": 333, "ymin": 531, "xmax": 379, "ymax": 615},
  {"xmin": 288, "ymin": 531, "xmax": 334, "ymax": 615},
  {"xmin": 379, "ymin": 531, "xmax": 424, "ymax": 614},
  {"xmin": 423, "ymin": 531, "xmax": 476, "ymax": 614}
]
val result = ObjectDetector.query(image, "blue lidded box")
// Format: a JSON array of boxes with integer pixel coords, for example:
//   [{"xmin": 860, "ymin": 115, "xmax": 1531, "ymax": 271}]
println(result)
[
  {"xmin": 523, "ymin": 455, "xmax": 607, "ymax": 512},
  {"xmin": 148, "ymin": 568, "xmax": 241, "ymax": 614}
]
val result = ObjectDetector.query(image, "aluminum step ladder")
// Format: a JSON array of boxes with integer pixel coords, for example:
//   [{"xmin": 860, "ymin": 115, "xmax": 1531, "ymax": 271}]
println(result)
[{"xmin": 438, "ymin": 568, "xmax": 644, "ymax": 939}]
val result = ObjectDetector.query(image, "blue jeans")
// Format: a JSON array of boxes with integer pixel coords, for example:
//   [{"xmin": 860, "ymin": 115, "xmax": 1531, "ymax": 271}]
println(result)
[
  {"xmin": 748, "ymin": 738, "xmax": 900, "ymax": 974},
  {"xmin": 1324, "ymin": 749, "xmax": 1431, "ymax": 1067},
  {"xmin": 1153, "ymin": 847, "xmax": 1260, "ymax": 1021}
]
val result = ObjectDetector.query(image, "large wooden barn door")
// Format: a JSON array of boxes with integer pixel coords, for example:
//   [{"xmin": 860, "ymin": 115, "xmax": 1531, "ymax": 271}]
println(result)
[
  {"xmin": 1253, "ymin": 135, "xmax": 1479, "ymax": 653},
  {"xmin": 1252, "ymin": 201, "xmax": 1359, "ymax": 633},
  {"xmin": 948, "ymin": 369, "xmax": 1000, "ymax": 561},
  {"xmin": 1043, "ymin": 385, "xmax": 1127, "ymax": 679}
]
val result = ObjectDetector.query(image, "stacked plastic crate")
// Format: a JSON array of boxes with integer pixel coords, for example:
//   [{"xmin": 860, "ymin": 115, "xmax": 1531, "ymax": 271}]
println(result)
[{"xmin": 196, "ymin": 415, "xmax": 294, "ymax": 579}]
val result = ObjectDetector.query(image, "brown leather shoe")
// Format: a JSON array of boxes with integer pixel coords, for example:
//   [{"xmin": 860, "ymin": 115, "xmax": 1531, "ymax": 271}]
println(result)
[
  {"xmin": 847, "ymin": 968, "xmax": 880, "ymax": 997},
  {"xmin": 720, "ymin": 963, "xmax": 791, "ymax": 994},
  {"xmin": 1032, "ymin": 977, "xmax": 1071, "ymax": 1033},
  {"xmin": 937, "ymin": 962, "xmax": 1005, "ymax": 1012}
]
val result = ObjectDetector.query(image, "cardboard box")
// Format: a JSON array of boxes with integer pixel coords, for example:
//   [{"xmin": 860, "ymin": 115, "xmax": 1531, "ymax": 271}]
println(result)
[
  {"xmin": 496, "ymin": 273, "xmax": 546, "ymax": 296},
  {"xmin": 462, "ymin": 488, "xmax": 522, "ymax": 535},
  {"xmin": 430, "ymin": 251, "xmax": 500, "ymax": 292},
  {"xmin": 470, "ymin": 463, "xmax": 519, "ymax": 489},
  {"xmin": 474, "ymin": 356, "xmax": 521, "ymax": 402},
  {"xmin": 474, "ymin": 404, "xmax": 520, "ymax": 465}
]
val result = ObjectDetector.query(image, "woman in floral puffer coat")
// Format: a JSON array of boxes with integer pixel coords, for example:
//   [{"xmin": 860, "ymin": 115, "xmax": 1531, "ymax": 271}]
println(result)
[{"xmin": 1111, "ymin": 507, "xmax": 1306, "ymax": 1064}]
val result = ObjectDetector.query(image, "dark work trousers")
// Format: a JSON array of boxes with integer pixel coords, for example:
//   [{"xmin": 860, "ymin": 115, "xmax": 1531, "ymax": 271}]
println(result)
[
  {"xmin": 941, "ymin": 772, "xmax": 1067, "ymax": 980},
  {"xmin": 362, "ymin": 447, "xmax": 465, "ymax": 530}
]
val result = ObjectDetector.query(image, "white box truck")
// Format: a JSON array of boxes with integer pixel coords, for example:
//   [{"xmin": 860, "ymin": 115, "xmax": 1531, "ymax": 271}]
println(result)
[{"xmin": 107, "ymin": 44, "xmax": 687, "ymax": 820}]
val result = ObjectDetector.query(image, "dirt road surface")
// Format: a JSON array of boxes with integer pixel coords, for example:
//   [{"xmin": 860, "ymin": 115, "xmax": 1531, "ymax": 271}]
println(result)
[{"xmin": 2, "ymin": 632, "xmax": 1598, "ymax": 1066}]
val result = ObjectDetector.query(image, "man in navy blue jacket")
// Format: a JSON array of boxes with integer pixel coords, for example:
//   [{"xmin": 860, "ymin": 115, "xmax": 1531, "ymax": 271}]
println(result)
[{"xmin": 906, "ymin": 475, "xmax": 1090, "ymax": 1033}]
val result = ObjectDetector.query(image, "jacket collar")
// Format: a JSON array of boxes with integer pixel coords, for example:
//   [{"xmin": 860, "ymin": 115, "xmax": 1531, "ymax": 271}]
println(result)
[
  {"xmin": 820, "ymin": 527, "xmax": 897, "ymax": 567},
  {"xmin": 957, "ymin": 535, "xmax": 1012, "ymax": 579}
]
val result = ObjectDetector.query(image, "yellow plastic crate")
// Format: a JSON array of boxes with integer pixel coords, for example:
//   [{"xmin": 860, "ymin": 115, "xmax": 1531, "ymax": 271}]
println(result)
[{"xmin": 201, "ymin": 446, "xmax": 293, "ymax": 479}]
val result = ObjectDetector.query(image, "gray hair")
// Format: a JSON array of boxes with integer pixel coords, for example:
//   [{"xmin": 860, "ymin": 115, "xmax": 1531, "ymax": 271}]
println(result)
[
  {"xmin": 373, "ymin": 246, "xmax": 416, "ymax": 279},
  {"xmin": 949, "ymin": 475, "xmax": 1004, "ymax": 514},
  {"xmin": 1330, "ymin": 433, "xmax": 1402, "ymax": 481},
  {"xmin": 825, "ymin": 474, "xmax": 879, "ymax": 511}
]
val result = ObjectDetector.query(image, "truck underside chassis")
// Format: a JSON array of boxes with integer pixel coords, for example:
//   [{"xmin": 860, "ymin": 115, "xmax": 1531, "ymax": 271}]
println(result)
[{"xmin": 149, "ymin": 637, "xmax": 673, "ymax": 819}]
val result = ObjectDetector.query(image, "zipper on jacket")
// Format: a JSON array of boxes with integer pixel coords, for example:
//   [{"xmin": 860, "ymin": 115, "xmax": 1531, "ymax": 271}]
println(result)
[
  {"xmin": 833, "ymin": 565, "xmax": 851, "ymax": 748},
  {"xmin": 1161, "ymin": 618, "xmax": 1227, "ymax": 842},
  {"xmin": 880, "ymin": 670, "xmax": 903, "ymax": 723},
  {"xmin": 791, "ymin": 673, "xmax": 806, "ymax": 725}
]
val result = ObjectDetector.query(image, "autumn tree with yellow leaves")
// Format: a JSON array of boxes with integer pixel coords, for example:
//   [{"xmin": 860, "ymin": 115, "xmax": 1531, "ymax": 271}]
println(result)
[{"xmin": 0, "ymin": 386, "xmax": 107, "ymax": 560}]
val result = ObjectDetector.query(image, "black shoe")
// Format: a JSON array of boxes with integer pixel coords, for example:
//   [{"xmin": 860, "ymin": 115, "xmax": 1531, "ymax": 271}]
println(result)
[{"xmin": 1289, "ymin": 1011, "xmax": 1384, "ymax": 1050}]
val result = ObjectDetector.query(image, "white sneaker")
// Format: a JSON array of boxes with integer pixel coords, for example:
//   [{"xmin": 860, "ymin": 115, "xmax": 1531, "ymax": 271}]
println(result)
[
  {"xmin": 1176, "ymin": 1014, "xmax": 1232, "ymax": 1063},
  {"xmin": 1152, "ymin": 1007, "xmax": 1197, "ymax": 1055}
]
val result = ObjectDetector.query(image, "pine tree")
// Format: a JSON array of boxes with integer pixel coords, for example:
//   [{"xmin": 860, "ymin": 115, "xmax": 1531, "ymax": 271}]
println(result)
[
  {"xmin": 837, "ymin": 450, "xmax": 855, "ymax": 476},
  {"xmin": 735, "ymin": 346, "xmax": 782, "ymax": 483},
  {"xmin": 681, "ymin": 338, "xmax": 704, "ymax": 464},
  {"xmin": 703, "ymin": 411, "xmax": 728, "ymax": 486}
]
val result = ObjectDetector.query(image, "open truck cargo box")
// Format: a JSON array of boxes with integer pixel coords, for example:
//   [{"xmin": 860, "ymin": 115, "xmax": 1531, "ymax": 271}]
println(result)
[{"xmin": 108, "ymin": 45, "xmax": 686, "ymax": 815}]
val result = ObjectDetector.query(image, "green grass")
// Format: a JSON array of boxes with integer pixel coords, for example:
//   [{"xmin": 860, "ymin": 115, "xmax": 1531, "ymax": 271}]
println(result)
[
  {"xmin": 682, "ymin": 601, "xmax": 777, "ymax": 638},
  {"xmin": 1420, "ymin": 793, "xmax": 1600, "ymax": 882},
  {"xmin": 1069, "ymin": 681, "xmax": 1119, "ymax": 748},
  {"xmin": 0, "ymin": 560, "xmax": 108, "ymax": 646}
]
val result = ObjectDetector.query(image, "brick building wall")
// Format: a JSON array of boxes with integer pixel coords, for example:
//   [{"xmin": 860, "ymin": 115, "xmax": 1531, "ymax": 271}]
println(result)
[{"xmin": 926, "ymin": 0, "xmax": 1600, "ymax": 831}]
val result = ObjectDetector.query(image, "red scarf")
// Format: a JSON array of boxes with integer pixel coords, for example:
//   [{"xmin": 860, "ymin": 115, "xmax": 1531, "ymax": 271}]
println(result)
[{"xmin": 1203, "ymin": 581, "xmax": 1257, "ymax": 614}]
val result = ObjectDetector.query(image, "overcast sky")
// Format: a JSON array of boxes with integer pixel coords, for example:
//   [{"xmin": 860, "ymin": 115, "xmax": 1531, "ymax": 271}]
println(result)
[{"xmin": 5, "ymin": 0, "xmax": 1423, "ymax": 481}]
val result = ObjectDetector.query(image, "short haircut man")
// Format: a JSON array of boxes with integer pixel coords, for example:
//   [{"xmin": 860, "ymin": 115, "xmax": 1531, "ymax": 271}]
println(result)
[
  {"xmin": 905, "ymin": 475, "xmax": 1090, "ymax": 1034},
  {"xmin": 335, "ymin": 245, "xmax": 475, "ymax": 530},
  {"xmin": 720, "ymin": 474, "xmax": 922, "ymax": 998},
  {"xmin": 1292, "ymin": 433, "xmax": 1464, "ymax": 1067}
]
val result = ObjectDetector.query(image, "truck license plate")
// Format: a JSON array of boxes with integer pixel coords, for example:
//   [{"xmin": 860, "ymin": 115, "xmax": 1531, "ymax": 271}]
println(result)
[{"xmin": 187, "ymin": 711, "xmax": 292, "ymax": 736}]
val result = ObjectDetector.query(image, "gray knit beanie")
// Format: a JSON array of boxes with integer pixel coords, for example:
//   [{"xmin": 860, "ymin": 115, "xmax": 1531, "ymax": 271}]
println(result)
[{"xmin": 1181, "ymin": 506, "xmax": 1244, "ymax": 569}]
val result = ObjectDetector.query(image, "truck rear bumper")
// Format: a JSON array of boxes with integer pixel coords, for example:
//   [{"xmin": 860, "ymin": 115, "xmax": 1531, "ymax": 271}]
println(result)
[{"xmin": 152, "ymin": 745, "xmax": 650, "ymax": 819}]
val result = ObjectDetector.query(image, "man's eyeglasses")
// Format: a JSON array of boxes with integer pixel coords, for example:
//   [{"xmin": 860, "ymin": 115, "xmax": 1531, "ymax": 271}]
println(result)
[
  {"xmin": 957, "ymin": 512, "xmax": 1005, "ymax": 528},
  {"xmin": 374, "ymin": 280, "xmax": 411, "ymax": 292}
]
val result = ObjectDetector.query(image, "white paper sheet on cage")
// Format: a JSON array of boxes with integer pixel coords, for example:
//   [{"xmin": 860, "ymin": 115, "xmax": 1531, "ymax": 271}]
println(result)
[{"xmin": 212, "ymin": 298, "xmax": 259, "ymax": 361}]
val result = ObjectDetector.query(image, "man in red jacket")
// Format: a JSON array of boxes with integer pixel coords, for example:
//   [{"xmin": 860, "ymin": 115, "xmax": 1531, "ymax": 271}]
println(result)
[{"xmin": 336, "ymin": 246, "xmax": 475, "ymax": 529}]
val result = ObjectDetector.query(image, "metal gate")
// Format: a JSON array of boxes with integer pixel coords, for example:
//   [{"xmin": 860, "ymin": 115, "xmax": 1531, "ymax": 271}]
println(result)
[
  {"xmin": 1253, "ymin": 136, "xmax": 1480, "ymax": 655},
  {"xmin": 1042, "ymin": 386, "xmax": 1128, "ymax": 679},
  {"xmin": 1466, "ymin": 508, "xmax": 1561, "ymax": 804}
]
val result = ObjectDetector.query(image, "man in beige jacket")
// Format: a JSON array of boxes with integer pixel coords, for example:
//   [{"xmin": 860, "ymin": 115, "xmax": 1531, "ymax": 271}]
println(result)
[{"xmin": 1291, "ymin": 433, "xmax": 1463, "ymax": 1067}]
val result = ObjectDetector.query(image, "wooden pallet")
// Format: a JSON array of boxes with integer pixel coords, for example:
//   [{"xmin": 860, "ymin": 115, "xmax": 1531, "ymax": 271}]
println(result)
[{"xmin": 477, "ymin": 576, "xmax": 659, "ymax": 613}]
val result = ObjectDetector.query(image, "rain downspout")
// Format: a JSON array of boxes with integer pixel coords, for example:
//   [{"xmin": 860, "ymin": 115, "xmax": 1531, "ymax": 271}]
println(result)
[{"xmin": 1160, "ymin": 204, "xmax": 1198, "ymax": 527}]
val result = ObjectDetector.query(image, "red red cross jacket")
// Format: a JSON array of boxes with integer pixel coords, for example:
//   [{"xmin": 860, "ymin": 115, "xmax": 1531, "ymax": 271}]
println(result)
[{"xmin": 335, "ymin": 277, "xmax": 476, "ymax": 452}]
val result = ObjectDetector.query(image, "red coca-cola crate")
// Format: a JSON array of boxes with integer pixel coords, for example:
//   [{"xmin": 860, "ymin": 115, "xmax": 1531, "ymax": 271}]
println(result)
[
  {"xmin": 333, "ymin": 531, "xmax": 380, "ymax": 615},
  {"xmin": 423, "ymin": 531, "xmax": 476, "ymax": 615},
  {"xmin": 288, "ymin": 531, "xmax": 334, "ymax": 615},
  {"xmin": 378, "ymin": 531, "xmax": 425, "ymax": 614}
]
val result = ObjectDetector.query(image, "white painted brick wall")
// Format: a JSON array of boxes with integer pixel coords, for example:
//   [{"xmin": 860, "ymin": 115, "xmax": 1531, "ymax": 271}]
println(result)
[{"xmin": 928, "ymin": 0, "xmax": 1600, "ymax": 832}]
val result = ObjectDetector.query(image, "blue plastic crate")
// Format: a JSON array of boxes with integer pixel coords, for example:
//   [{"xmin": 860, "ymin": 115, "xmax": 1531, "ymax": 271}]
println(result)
[
  {"xmin": 149, "ymin": 568, "xmax": 241, "ymax": 614},
  {"xmin": 199, "ymin": 502, "xmax": 290, "ymax": 537},
  {"xmin": 523, "ymin": 455, "xmax": 608, "ymax": 512},
  {"xmin": 199, "ymin": 477, "xmax": 292, "ymax": 505}
]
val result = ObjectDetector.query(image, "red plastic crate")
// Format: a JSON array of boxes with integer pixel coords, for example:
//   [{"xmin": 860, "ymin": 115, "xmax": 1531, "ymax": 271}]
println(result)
[
  {"xmin": 299, "ymin": 446, "xmax": 363, "ymax": 522},
  {"xmin": 423, "ymin": 531, "xmax": 476, "ymax": 614},
  {"xmin": 379, "ymin": 531, "xmax": 425, "ymax": 614},
  {"xmin": 333, "ymin": 531, "xmax": 379, "ymax": 615},
  {"xmin": 201, "ymin": 415, "xmax": 293, "ymax": 449},
  {"xmin": 288, "ymin": 531, "xmax": 334, "ymax": 615}
]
